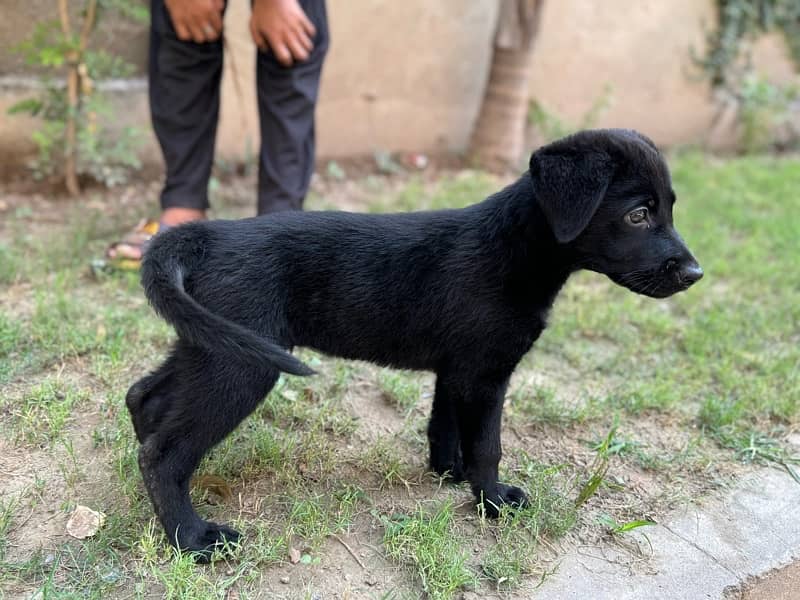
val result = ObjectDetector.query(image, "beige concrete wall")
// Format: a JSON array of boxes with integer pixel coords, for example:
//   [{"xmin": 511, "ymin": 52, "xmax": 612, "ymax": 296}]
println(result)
[
  {"xmin": 527, "ymin": 0, "xmax": 718, "ymax": 145},
  {"xmin": 218, "ymin": 0, "xmax": 498, "ymax": 158},
  {"xmin": 222, "ymin": 0, "xmax": 796, "ymax": 157},
  {"xmin": 526, "ymin": 2, "xmax": 797, "ymax": 148},
  {"xmin": 1, "ymin": 0, "xmax": 798, "ymax": 170},
  {"xmin": 313, "ymin": 0, "xmax": 498, "ymax": 155}
]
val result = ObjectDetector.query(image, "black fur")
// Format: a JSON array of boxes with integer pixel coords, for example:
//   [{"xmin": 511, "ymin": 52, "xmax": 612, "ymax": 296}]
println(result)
[{"xmin": 127, "ymin": 129, "xmax": 702, "ymax": 560}]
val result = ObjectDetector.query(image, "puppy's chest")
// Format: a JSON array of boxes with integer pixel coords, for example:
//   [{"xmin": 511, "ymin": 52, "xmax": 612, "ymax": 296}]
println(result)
[
  {"xmin": 459, "ymin": 307, "xmax": 548, "ymax": 363},
  {"xmin": 508, "ymin": 313, "xmax": 548, "ymax": 353}
]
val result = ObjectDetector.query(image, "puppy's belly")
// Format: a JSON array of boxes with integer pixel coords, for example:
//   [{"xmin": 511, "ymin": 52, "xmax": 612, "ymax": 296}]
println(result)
[{"xmin": 301, "ymin": 331, "xmax": 442, "ymax": 371}]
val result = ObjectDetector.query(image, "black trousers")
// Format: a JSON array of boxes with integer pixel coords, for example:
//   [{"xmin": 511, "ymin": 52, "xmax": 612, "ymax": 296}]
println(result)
[{"xmin": 149, "ymin": 0, "xmax": 328, "ymax": 214}]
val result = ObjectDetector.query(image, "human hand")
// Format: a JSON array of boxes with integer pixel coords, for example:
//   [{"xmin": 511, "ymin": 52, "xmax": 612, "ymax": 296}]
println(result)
[
  {"xmin": 250, "ymin": 0, "xmax": 316, "ymax": 66},
  {"xmin": 165, "ymin": 0, "xmax": 225, "ymax": 43}
]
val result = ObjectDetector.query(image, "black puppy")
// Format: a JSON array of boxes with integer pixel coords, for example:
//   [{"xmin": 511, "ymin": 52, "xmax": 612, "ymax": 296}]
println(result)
[{"xmin": 127, "ymin": 129, "xmax": 702, "ymax": 559}]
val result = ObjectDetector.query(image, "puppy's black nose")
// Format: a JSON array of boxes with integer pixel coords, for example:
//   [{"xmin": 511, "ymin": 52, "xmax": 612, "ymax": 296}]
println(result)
[{"xmin": 679, "ymin": 263, "xmax": 704, "ymax": 286}]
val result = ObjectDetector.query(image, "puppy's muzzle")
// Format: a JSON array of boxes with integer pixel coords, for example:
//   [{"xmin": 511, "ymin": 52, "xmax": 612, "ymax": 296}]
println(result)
[{"xmin": 665, "ymin": 258, "xmax": 704, "ymax": 290}]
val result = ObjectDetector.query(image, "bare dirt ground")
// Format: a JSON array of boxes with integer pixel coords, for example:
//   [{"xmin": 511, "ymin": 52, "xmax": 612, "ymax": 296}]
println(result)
[{"xmin": 734, "ymin": 562, "xmax": 800, "ymax": 600}]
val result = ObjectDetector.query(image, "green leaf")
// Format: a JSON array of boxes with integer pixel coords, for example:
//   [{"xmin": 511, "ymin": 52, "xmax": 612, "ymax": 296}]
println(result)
[
  {"xmin": 784, "ymin": 462, "xmax": 800, "ymax": 485},
  {"xmin": 7, "ymin": 98, "xmax": 44, "ymax": 116},
  {"xmin": 99, "ymin": 0, "xmax": 150, "ymax": 24},
  {"xmin": 613, "ymin": 519, "xmax": 656, "ymax": 534},
  {"xmin": 596, "ymin": 513, "xmax": 618, "ymax": 529},
  {"xmin": 598, "ymin": 513, "xmax": 656, "ymax": 534},
  {"xmin": 575, "ymin": 473, "xmax": 604, "ymax": 507},
  {"xmin": 299, "ymin": 553, "xmax": 319, "ymax": 564},
  {"xmin": 39, "ymin": 47, "xmax": 65, "ymax": 67}
]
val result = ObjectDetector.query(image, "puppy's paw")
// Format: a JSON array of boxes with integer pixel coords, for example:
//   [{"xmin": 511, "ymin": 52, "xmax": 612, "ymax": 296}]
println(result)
[
  {"xmin": 176, "ymin": 522, "xmax": 241, "ymax": 563},
  {"xmin": 476, "ymin": 483, "xmax": 529, "ymax": 519},
  {"xmin": 430, "ymin": 458, "xmax": 466, "ymax": 483}
]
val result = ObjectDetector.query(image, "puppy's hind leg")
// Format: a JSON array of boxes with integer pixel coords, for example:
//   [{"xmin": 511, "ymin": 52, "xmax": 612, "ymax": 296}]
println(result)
[
  {"xmin": 126, "ymin": 354, "xmax": 177, "ymax": 443},
  {"xmin": 138, "ymin": 343, "xmax": 279, "ymax": 561}
]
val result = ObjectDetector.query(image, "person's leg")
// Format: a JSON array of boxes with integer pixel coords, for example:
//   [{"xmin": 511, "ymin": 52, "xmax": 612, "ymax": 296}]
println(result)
[
  {"xmin": 255, "ymin": 0, "xmax": 329, "ymax": 214},
  {"xmin": 151, "ymin": 0, "xmax": 225, "ymax": 223},
  {"xmin": 107, "ymin": 0, "xmax": 223, "ymax": 261}
]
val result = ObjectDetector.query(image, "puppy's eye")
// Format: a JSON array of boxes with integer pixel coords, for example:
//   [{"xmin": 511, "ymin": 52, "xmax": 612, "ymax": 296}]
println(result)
[{"xmin": 625, "ymin": 207, "xmax": 649, "ymax": 227}]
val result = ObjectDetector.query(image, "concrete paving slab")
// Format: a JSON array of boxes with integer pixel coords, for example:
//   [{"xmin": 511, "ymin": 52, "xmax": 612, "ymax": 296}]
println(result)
[
  {"xmin": 662, "ymin": 473, "xmax": 800, "ymax": 578},
  {"xmin": 533, "ymin": 468, "xmax": 800, "ymax": 599}
]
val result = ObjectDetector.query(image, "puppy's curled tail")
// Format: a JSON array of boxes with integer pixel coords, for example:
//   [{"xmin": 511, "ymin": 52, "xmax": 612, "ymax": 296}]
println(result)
[{"xmin": 140, "ymin": 227, "xmax": 314, "ymax": 377}]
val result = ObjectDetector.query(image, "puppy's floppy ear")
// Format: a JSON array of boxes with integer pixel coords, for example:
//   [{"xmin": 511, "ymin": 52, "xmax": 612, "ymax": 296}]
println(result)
[{"xmin": 529, "ymin": 148, "xmax": 616, "ymax": 243}]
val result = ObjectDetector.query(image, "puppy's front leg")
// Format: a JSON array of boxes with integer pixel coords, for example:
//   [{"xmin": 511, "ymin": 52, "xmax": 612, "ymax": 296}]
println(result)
[
  {"xmin": 428, "ymin": 373, "xmax": 465, "ymax": 482},
  {"xmin": 456, "ymin": 373, "xmax": 527, "ymax": 518}
]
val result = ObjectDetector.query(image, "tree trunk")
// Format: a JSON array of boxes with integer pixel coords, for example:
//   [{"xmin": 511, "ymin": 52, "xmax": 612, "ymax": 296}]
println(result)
[
  {"xmin": 58, "ymin": 0, "xmax": 97, "ymax": 196},
  {"xmin": 58, "ymin": 0, "xmax": 80, "ymax": 196},
  {"xmin": 64, "ymin": 66, "xmax": 81, "ymax": 196},
  {"xmin": 468, "ymin": 0, "xmax": 545, "ymax": 172}
]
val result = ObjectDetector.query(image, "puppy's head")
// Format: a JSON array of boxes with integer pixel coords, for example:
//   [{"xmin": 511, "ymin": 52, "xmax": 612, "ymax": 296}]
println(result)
[{"xmin": 530, "ymin": 128, "xmax": 702, "ymax": 298}]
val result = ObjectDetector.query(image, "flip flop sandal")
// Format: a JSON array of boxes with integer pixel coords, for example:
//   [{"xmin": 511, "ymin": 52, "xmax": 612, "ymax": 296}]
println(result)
[{"xmin": 91, "ymin": 219, "xmax": 169, "ymax": 275}]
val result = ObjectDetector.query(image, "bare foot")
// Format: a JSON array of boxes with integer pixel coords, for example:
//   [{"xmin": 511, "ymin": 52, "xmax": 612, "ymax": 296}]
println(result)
[
  {"xmin": 107, "ymin": 208, "xmax": 206, "ymax": 261},
  {"xmin": 160, "ymin": 207, "xmax": 207, "ymax": 227}
]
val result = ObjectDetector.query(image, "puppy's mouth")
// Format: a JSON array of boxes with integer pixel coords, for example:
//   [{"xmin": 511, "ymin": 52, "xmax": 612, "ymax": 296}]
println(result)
[{"xmin": 609, "ymin": 270, "xmax": 694, "ymax": 299}]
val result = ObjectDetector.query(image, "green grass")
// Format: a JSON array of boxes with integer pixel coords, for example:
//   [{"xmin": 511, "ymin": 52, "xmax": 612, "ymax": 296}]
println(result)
[
  {"xmin": 507, "ymin": 383, "xmax": 604, "ymax": 425},
  {"xmin": 288, "ymin": 485, "xmax": 365, "ymax": 544},
  {"xmin": 0, "ymin": 495, "xmax": 20, "ymax": 561},
  {"xmin": 1, "ymin": 378, "xmax": 90, "ymax": 446},
  {"xmin": 484, "ymin": 456, "xmax": 577, "ymax": 589},
  {"xmin": 0, "ymin": 154, "xmax": 798, "ymax": 598},
  {"xmin": 538, "ymin": 153, "xmax": 800, "ymax": 426},
  {"xmin": 367, "ymin": 171, "xmax": 498, "ymax": 213},
  {"xmin": 360, "ymin": 437, "xmax": 411, "ymax": 487},
  {"xmin": 377, "ymin": 369, "xmax": 423, "ymax": 415},
  {"xmin": 382, "ymin": 502, "xmax": 477, "ymax": 599},
  {"xmin": 0, "ymin": 311, "xmax": 24, "ymax": 383},
  {"xmin": 0, "ymin": 242, "xmax": 20, "ymax": 285}
]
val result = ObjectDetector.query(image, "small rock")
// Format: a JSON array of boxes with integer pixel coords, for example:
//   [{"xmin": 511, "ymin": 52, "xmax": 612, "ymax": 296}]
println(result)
[
  {"xmin": 100, "ymin": 568, "xmax": 121, "ymax": 584},
  {"xmin": 280, "ymin": 576, "xmax": 290, "ymax": 585},
  {"xmin": 66, "ymin": 505, "xmax": 105, "ymax": 539},
  {"xmin": 289, "ymin": 546, "xmax": 302, "ymax": 564}
]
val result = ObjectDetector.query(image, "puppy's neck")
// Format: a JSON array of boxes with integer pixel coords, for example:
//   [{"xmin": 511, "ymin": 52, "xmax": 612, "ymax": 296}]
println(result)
[{"xmin": 480, "ymin": 173, "xmax": 573, "ymax": 307}]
